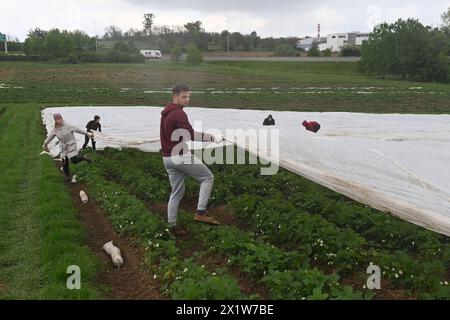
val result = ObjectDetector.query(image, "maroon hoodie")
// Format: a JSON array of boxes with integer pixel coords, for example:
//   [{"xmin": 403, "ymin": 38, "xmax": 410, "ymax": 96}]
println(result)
[
  {"xmin": 302, "ymin": 120, "xmax": 321, "ymax": 133},
  {"xmin": 160, "ymin": 103, "xmax": 204, "ymax": 157}
]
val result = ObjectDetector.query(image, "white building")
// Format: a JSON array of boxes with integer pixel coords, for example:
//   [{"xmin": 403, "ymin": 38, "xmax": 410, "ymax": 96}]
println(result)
[
  {"xmin": 353, "ymin": 32, "xmax": 370, "ymax": 46},
  {"xmin": 297, "ymin": 31, "xmax": 370, "ymax": 52},
  {"xmin": 326, "ymin": 33, "xmax": 349, "ymax": 52}
]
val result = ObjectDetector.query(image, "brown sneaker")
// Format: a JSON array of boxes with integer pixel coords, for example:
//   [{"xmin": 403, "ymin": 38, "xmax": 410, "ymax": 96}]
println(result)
[
  {"xmin": 170, "ymin": 226, "xmax": 187, "ymax": 236},
  {"xmin": 194, "ymin": 213, "xmax": 220, "ymax": 225}
]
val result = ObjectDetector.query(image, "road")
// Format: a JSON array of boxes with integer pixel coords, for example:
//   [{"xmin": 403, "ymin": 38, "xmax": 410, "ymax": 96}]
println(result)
[
  {"xmin": 202, "ymin": 56, "xmax": 360, "ymax": 62},
  {"xmin": 156, "ymin": 56, "xmax": 360, "ymax": 62}
]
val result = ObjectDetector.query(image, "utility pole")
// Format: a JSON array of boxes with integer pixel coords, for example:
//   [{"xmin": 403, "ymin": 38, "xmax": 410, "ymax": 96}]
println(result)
[
  {"xmin": 226, "ymin": 19, "xmax": 231, "ymax": 56},
  {"xmin": 91, "ymin": 21, "xmax": 99, "ymax": 52}
]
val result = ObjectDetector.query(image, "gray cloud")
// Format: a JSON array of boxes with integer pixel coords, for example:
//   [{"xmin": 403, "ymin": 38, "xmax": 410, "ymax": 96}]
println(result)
[
  {"xmin": 2, "ymin": 0, "xmax": 448, "ymax": 41},
  {"xmin": 125, "ymin": 0, "xmax": 314, "ymax": 13},
  {"xmin": 125, "ymin": 0, "xmax": 447, "ymax": 37}
]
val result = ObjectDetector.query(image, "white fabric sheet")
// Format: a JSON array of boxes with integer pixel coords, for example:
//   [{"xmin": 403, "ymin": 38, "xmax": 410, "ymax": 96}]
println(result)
[{"xmin": 41, "ymin": 106, "xmax": 450, "ymax": 236}]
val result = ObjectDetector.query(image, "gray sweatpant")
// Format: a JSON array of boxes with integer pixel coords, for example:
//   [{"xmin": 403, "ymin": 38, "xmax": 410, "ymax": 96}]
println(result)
[{"xmin": 163, "ymin": 154, "xmax": 214, "ymax": 227}]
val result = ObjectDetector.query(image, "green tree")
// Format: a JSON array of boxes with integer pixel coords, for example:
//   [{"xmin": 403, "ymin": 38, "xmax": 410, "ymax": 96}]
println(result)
[
  {"xmin": 184, "ymin": 21, "xmax": 206, "ymax": 49},
  {"xmin": 127, "ymin": 40, "xmax": 137, "ymax": 52},
  {"xmin": 250, "ymin": 31, "xmax": 260, "ymax": 49},
  {"xmin": 339, "ymin": 45, "xmax": 361, "ymax": 57},
  {"xmin": 72, "ymin": 30, "xmax": 96, "ymax": 51},
  {"xmin": 441, "ymin": 7, "xmax": 450, "ymax": 35},
  {"xmin": 321, "ymin": 48, "xmax": 332, "ymax": 57},
  {"xmin": 261, "ymin": 37, "xmax": 277, "ymax": 51},
  {"xmin": 43, "ymin": 29, "xmax": 76, "ymax": 59},
  {"xmin": 170, "ymin": 45, "xmax": 183, "ymax": 61},
  {"xmin": 143, "ymin": 13, "xmax": 155, "ymax": 35},
  {"xmin": 231, "ymin": 32, "xmax": 245, "ymax": 50},
  {"xmin": 274, "ymin": 43, "xmax": 297, "ymax": 57},
  {"xmin": 113, "ymin": 41, "xmax": 129, "ymax": 52},
  {"xmin": 441, "ymin": 7, "xmax": 450, "ymax": 55},
  {"xmin": 186, "ymin": 44, "xmax": 203, "ymax": 65},
  {"xmin": 24, "ymin": 28, "xmax": 47, "ymax": 55},
  {"xmin": 360, "ymin": 19, "xmax": 449, "ymax": 82},
  {"xmin": 307, "ymin": 44, "xmax": 320, "ymax": 57},
  {"xmin": 184, "ymin": 21, "xmax": 204, "ymax": 34},
  {"xmin": 103, "ymin": 25, "xmax": 123, "ymax": 40}
]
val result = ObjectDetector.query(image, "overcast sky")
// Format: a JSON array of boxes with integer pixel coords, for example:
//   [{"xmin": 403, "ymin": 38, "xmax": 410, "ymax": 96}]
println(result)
[{"xmin": 1, "ymin": 0, "xmax": 448, "ymax": 41}]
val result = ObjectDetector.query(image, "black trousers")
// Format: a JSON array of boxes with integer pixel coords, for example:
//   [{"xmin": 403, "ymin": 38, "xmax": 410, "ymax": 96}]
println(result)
[
  {"xmin": 63, "ymin": 155, "xmax": 88, "ymax": 176},
  {"xmin": 82, "ymin": 135, "xmax": 96, "ymax": 150}
]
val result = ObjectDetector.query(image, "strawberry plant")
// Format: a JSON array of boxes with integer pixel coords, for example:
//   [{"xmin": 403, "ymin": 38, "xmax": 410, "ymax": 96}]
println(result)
[
  {"xmin": 75, "ymin": 159, "xmax": 246, "ymax": 300},
  {"xmin": 76, "ymin": 148, "xmax": 449, "ymax": 300}
]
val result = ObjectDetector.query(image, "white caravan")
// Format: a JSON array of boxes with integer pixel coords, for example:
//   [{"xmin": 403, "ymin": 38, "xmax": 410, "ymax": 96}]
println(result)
[{"xmin": 140, "ymin": 50, "xmax": 162, "ymax": 59}]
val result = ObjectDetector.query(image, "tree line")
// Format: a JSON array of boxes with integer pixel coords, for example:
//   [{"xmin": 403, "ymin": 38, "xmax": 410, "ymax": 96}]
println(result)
[
  {"xmin": 102, "ymin": 18, "xmax": 299, "ymax": 53},
  {"xmin": 2, "ymin": 7, "xmax": 449, "ymax": 81},
  {"xmin": 360, "ymin": 8, "xmax": 450, "ymax": 82}
]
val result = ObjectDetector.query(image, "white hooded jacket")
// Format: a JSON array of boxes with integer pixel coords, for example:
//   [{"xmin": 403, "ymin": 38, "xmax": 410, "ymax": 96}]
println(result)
[{"xmin": 44, "ymin": 122, "xmax": 89, "ymax": 159}]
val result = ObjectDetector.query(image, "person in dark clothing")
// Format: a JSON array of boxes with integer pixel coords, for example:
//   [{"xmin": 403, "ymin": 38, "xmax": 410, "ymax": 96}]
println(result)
[
  {"xmin": 263, "ymin": 114, "xmax": 275, "ymax": 126},
  {"xmin": 302, "ymin": 120, "xmax": 321, "ymax": 133},
  {"xmin": 83, "ymin": 115, "xmax": 102, "ymax": 150}
]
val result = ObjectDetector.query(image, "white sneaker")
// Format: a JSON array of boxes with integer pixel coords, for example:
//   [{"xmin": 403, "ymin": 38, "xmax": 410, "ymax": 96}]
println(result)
[{"xmin": 71, "ymin": 175, "xmax": 77, "ymax": 184}]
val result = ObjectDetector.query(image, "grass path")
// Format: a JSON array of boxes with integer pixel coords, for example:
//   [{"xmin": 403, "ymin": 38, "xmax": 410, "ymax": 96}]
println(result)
[{"xmin": 0, "ymin": 104, "xmax": 100, "ymax": 299}]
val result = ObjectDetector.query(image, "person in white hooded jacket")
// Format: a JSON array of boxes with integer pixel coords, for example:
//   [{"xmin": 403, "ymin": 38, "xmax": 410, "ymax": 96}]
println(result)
[{"xmin": 43, "ymin": 113, "xmax": 93, "ymax": 181}]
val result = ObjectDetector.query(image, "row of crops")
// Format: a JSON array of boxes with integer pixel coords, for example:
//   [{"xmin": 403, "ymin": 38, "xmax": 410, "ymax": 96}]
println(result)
[{"xmin": 74, "ymin": 147, "xmax": 449, "ymax": 299}]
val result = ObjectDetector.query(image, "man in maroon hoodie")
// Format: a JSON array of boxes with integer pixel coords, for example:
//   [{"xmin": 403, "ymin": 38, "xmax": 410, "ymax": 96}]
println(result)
[{"xmin": 160, "ymin": 84, "xmax": 220, "ymax": 233}]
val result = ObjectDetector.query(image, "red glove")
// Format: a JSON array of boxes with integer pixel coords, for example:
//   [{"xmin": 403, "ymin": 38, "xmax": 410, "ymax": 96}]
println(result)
[{"xmin": 302, "ymin": 120, "xmax": 321, "ymax": 133}]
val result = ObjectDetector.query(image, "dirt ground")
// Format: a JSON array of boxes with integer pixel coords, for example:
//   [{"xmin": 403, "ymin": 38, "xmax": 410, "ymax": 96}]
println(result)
[
  {"xmin": 65, "ymin": 179, "xmax": 165, "ymax": 300},
  {"xmin": 61, "ymin": 168, "xmax": 269, "ymax": 299}
]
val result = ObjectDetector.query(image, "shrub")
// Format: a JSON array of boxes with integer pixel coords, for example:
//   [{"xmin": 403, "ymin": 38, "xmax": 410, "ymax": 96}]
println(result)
[
  {"xmin": 340, "ymin": 45, "xmax": 361, "ymax": 57},
  {"xmin": 186, "ymin": 44, "xmax": 203, "ymax": 65},
  {"xmin": 94, "ymin": 50, "xmax": 144, "ymax": 63},
  {"xmin": 0, "ymin": 53, "xmax": 47, "ymax": 61},
  {"xmin": 274, "ymin": 43, "xmax": 298, "ymax": 57},
  {"xmin": 307, "ymin": 46, "xmax": 320, "ymax": 57},
  {"xmin": 170, "ymin": 45, "xmax": 183, "ymax": 62},
  {"xmin": 321, "ymin": 48, "xmax": 332, "ymax": 57}
]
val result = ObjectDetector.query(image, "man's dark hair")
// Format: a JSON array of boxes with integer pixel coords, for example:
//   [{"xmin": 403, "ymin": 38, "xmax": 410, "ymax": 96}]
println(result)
[
  {"xmin": 172, "ymin": 84, "xmax": 191, "ymax": 96},
  {"xmin": 94, "ymin": 115, "xmax": 100, "ymax": 121}
]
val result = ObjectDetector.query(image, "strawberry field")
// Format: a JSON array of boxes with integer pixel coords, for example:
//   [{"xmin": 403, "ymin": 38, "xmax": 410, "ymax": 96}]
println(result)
[{"xmin": 74, "ymin": 147, "xmax": 450, "ymax": 300}]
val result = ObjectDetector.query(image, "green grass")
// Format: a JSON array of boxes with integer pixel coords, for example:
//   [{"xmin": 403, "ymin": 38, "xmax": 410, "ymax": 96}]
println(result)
[
  {"xmin": 0, "ymin": 60, "xmax": 449, "ymax": 113},
  {"xmin": 0, "ymin": 104, "xmax": 100, "ymax": 299}
]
